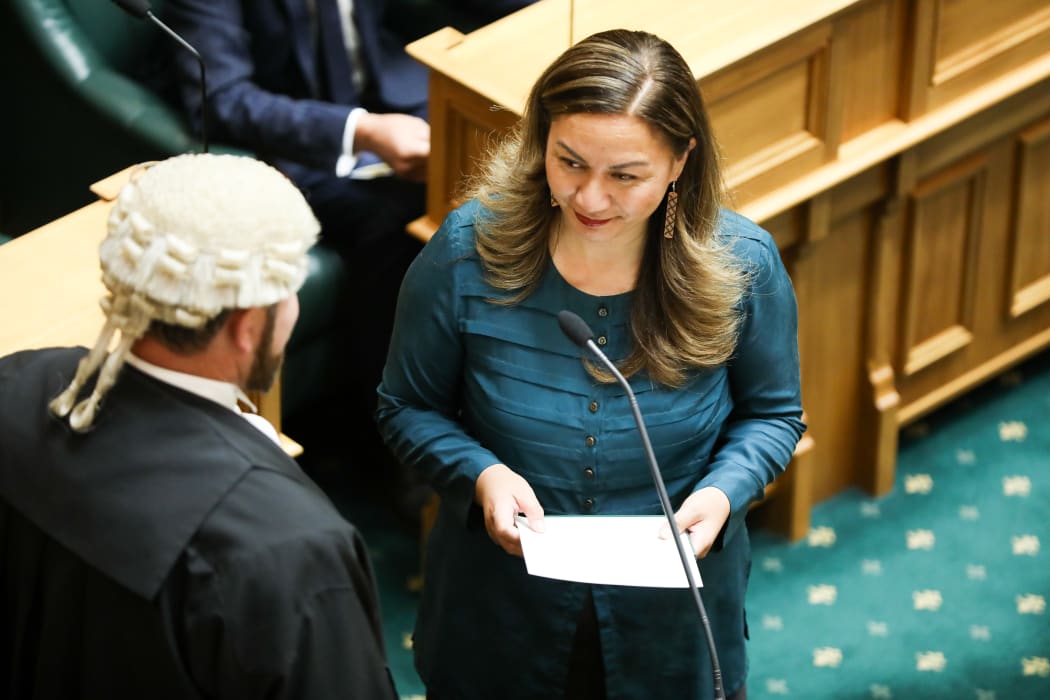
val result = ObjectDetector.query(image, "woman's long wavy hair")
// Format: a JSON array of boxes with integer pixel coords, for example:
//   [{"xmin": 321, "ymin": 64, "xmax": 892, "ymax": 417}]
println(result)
[{"xmin": 468, "ymin": 29, "xmax": 747, "ymax": 387}]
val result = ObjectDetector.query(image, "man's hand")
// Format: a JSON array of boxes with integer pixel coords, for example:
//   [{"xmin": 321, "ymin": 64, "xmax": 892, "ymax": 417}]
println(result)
[
  {"xmin": 658, "ymin": 486, "xmax": 731, "ymax": 558},
  {"xmin": 355, "ymin": 112, "xmax": 430, "ymax": 181},
  {"xmin": 474, "ymin": 464, "xmax": 544, "ymax": 557}
]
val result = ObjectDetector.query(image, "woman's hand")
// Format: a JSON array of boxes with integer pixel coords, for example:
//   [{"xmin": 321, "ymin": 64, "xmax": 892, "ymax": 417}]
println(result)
[
  {"xmin": 474, "ymin": 463, "xmax": 545, "ymax": 557},
  {"xmin": 658, "ymin": 486, "xmax": 731, "ymax": 558}
]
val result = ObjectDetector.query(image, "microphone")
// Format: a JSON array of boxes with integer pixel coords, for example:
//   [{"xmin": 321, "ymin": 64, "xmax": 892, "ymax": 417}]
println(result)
[
  {"xmin": 111, "ymin": 0, "xmax": 209, "ymax": 153},
  {"xmin": 557, "ymin": 309, "xmax": 726, "ymax": 700}
]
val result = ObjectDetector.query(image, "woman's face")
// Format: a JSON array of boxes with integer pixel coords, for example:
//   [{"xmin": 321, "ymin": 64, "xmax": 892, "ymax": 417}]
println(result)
[{"xmin": 546, "ymin": 112, "xmax": 688, "ymax": 247}]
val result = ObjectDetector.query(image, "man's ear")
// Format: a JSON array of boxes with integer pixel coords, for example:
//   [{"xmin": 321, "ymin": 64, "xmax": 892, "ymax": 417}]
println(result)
[{"xmin": 226, "ymin": 307, "xmax": 264, "ymax": 354}]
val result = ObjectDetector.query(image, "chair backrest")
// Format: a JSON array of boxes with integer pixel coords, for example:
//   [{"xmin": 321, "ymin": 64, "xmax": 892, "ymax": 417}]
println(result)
[
  {"xmin": 2, "ymin": 0, "xmax": 192, "ymax": 237},
  {"xmin": 9, "ymin": 0, "xmax": 239, "ymax": 158},
  {"xmin": 12, "ymin": 0, "xmax": 166, "ymax": 88},
  {"xmin": 64, "ymin": 0, "xmax": 168, "ymax": 74}
]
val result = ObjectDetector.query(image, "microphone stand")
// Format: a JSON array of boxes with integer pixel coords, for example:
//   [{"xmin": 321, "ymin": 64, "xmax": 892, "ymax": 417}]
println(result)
[
  {"xmin": 110, "ymin": 0, "xmax": 209, "ymax": 153},
  {"xmin": 147, "ymin": 14, "xmax": 208, "ymax": 154},
  {"xmin": 559, "ymin": 310, "xmax": 726, "ymax": 700}
]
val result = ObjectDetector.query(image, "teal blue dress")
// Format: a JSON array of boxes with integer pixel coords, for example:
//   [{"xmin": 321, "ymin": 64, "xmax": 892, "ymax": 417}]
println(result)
[{"xmin": 376, "ymin": 200, "xmax": 805, "ymax": 699}]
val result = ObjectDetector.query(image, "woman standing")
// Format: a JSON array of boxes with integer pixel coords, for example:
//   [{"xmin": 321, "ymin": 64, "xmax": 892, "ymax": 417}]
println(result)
[{"xmin": 377, "ymin": 29, "xmax": 805, "ymax": 700}]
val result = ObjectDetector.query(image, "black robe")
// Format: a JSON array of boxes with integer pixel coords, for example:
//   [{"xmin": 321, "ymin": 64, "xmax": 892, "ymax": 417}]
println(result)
[{"xmin": 0, "ymin": 347, "xmax": 397, "ymax": 699}]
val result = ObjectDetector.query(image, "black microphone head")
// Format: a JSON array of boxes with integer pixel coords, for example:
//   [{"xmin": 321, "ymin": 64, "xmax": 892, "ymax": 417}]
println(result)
[
  {"xmin": 111, "ymin": 0, "xmax": 152, "ymax": 19},
  {"xmin": 557, "ymin": 310, "xmax": 594, "ymax": 348}
]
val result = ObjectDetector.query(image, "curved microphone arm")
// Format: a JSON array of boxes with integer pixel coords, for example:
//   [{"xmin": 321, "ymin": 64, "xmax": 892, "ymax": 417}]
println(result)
[
  {"xmin": 110, "ymin": 0, "xmax": 208, "ymax": 153},
  {"xmin": 558, "ymin": 309, "xmax": 725, "ymax": 700}
]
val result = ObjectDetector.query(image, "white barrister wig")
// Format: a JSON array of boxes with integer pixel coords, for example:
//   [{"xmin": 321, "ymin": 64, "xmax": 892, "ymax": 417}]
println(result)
[{"xmin": 50, "ymin": 153, "xmax": 320, "ymax": 432}]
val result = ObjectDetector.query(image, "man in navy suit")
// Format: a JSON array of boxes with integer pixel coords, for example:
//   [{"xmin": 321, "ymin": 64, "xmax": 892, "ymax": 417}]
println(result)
[{"xmin": 162, "ymin": 0, "xmax": 533, "ymax": 519}]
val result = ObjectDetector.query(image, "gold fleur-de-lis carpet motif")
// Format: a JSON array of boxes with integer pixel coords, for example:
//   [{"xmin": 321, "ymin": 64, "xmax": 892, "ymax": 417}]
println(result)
[{"xmin": 747, "ymin": 352, "xmax": 1049, "ymax": 699}]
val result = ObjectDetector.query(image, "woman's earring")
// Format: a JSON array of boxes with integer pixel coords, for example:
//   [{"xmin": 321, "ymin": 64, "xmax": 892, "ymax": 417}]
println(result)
[
  {"xmin": 550, "ymin": 193, "xmax": 559, "ymax": 207},
  {"xmin": 663, "ymin": 181, "xmax": 678, "ymax": 239}
]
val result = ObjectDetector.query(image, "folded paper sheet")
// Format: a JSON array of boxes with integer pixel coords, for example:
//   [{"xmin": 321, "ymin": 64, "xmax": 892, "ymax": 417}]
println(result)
[{"xmin": 516, "ymin": 515, "xmax": 703, "ymax": 588}]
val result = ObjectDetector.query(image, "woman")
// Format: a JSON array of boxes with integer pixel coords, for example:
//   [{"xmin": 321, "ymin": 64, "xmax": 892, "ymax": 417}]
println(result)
[{"xmin": 377, "ymin": 29, "xmax": 805, "ymax": 700}]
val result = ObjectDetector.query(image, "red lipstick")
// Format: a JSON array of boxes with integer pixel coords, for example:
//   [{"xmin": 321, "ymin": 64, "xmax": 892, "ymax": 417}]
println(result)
[{"xmin": 575, "ymin": 211, "xmax": 611, "ymax": 227}]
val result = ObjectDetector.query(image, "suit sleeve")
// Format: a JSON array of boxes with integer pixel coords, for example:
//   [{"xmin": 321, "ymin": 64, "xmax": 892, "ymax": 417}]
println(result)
[{"xmin": 163, "ymin": 0, "xmax": 351, "ymax": 172}]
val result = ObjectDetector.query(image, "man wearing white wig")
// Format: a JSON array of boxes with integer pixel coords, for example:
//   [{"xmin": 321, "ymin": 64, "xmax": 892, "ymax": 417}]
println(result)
[{"xmin": 0, "ymin": 154, "xmax": 398, "ymax": 699}]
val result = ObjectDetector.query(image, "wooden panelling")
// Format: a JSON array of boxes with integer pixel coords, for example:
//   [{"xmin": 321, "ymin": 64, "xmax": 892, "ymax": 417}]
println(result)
[
  {"xmin": 863, "ymin": 184, "xmax": 906, "ymax": 496},
  {"xmin": 410, "ymin": 72, "xmax": 518, "ymax": 239},
  {"xmin": 909, "ymin": 0, "xmax": 1050, "ymax": 114},
  {"xmin": 790, "ymin": 209, "xmax": 872, "ymax": 502},
  {"xmin": 702, "ymin": 23, "xmax": 842, "ymax": 201},
  {"xmin": 836, "ymin": 0, "xmax": 905, "ymax": 141},
  {"xmin": 828, "ymin": 161, "xmax": 892, "ymax": 221},
  {"xmin": 1008, "ymin": 117, "xmax": 1050, "ymax": 318},
  {"xmin": 899, "ymin": 154, "xmax": 985, "ymax": 376},
  {"xmin": 913, "ymin": 75, "xmax": 1050, "ymax": 174},
  {"xmin": 932, "ymin": 0, "xmax": 1050, "ymax": 84}
]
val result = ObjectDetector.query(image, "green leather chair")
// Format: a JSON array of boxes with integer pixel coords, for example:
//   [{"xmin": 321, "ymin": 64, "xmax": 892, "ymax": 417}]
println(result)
[
  {"xmin": 4, "ymin": 0, "xmax": 352, "ymax": 423},
  {"xmin": 10, "ymin": 0, "xmax": 197, "ymax": 156}
]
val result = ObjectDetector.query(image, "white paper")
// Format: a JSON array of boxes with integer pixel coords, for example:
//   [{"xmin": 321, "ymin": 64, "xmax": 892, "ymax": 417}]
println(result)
[
  {"xmin": 516, "ymin": 515, "xmax": 703, "ymax": 588},
  {"xmin": 349, "ymin": 160, "xmax": 394, "ymax": 180}
]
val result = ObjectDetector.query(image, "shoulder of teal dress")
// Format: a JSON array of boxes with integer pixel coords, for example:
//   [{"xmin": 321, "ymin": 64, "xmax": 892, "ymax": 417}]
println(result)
[
  {"xmin": 420, "ymin": 199, "xmax": 523, "ymax": 304},
  {"xmin": 715, "ymin": 208, "xmax": 787, "ymax": 289},
  {"xmin": 424, "ymin": 199, "xmax": 483, "ymax": 264},
  {"xmin": 716, "ymin": 208, "xmax": 778, "ymax": 257}
]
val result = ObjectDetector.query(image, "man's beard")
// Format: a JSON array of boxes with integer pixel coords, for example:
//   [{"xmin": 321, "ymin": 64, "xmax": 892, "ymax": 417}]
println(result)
[{"xmin": 246, "ymin": 306, "xmax": 283, "ymax": 392}]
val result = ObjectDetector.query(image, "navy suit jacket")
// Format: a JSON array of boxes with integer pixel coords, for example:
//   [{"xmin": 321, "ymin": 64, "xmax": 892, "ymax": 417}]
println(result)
[{"xmin": 164, "ymin": 0, "xmax": 431, "ymax": 178}]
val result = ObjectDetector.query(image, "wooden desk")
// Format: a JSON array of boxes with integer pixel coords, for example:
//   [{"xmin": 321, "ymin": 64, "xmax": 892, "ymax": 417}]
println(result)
[
  {"xmin": 0, "ymin": 167, "xmax": 303, "ymax": 457},
  {"xmin": 406, "ymin": 0, "xmax": 1050, "ymax": 540}
]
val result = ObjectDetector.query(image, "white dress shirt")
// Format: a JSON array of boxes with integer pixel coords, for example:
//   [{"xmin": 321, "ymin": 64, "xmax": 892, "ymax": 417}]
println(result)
[
  {"xmin": 125, "ymin": 354, "xmax": 282, "ymax": 446},
  {"xmin": 305, "ymin": 0, "xmax": 388, "ymax": 178}
]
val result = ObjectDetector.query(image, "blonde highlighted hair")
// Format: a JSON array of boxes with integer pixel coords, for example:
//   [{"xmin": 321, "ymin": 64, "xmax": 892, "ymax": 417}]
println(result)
[{"xmin": 467, "ymin": 29, "xmax": 747, "ymax": 387}]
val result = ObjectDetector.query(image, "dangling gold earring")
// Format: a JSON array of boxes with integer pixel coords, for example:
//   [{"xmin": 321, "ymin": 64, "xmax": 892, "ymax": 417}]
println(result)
[{"xmin": 663, "ymin": 180, "xmax": 678, "ymax": 239}]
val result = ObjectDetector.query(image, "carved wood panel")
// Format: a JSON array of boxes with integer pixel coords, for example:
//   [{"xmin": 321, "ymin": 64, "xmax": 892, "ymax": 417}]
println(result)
[
  {"xmin": 702, "ymin": 22, "xmax": 842, "ymax": 202},
  {"xmin": 1008, "ymin": 116, "xmax": 1050, "ymax": 318},
  {"xmin": 908, "ymin": 0, "xmax": 1050, "ymax": 115},
  {"xmin": 420, "ymin": 75, "xmax": 517, "ymax": 233},
  {"xmin": 898, "ymin": 154, "xmax": 986, "ymax": 376},
  {"xmin": 836, "ymin": 0, "xmax": 905, "ymax": 141}
]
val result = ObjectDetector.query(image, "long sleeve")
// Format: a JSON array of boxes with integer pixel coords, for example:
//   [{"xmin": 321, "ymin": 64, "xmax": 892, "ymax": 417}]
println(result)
[
  {"xmin": 164, "ymin": 0, "xmax": 351, "ymax": 172},
  {"xmin": 376, "ymin": 205, "xmax": 503, "ymax": 522},
  {"xmin": 697, "ymin": 211, "xmax": 807, "ymax": 546}
]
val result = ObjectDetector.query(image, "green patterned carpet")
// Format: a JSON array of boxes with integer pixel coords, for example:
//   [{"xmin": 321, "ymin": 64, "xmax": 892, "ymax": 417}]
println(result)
[{"xmin": 309, "ymin": 349, "xmax": 1049, "ymax": 699}]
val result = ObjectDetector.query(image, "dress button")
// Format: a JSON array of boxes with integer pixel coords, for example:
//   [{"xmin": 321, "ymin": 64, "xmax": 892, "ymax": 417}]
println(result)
[
  {"xmin": 585, "ymin": 435, "xmax": 596, "ymax": 447},
  {"xmin": 582, "ymin": 498, "xmax": 594, "ymax": 511},
  {"xmin": 588, "ymin": 401, "xmax": 599, "ymax": 413},
  {"xmin": 583, "ymin": 467, "xmax": 595, "ymax": 479},
  {"xmin": 597, "ymin": 306, "xmax": 608, "ymax": 318},
  {"xmin": 596, "ymin": 336, "xmax": 607, "ymax": 346}
]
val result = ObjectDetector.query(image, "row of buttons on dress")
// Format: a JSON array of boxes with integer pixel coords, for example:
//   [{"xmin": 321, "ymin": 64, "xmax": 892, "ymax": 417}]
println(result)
[
  {"xmin": 596, "ymin": 304, "xmax": 613, "ymax": 344},
  {"xmin": 581, "ymin": 304, "xmax": 610, "ymax": 512},
  {"xmin": 596, "ymin": 305, "xmax": 609, "ymax": 346}
]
